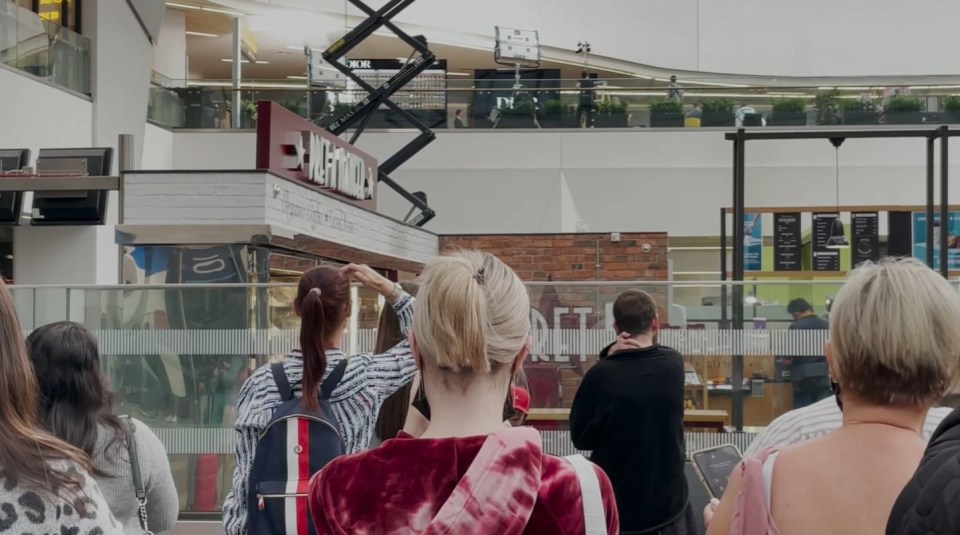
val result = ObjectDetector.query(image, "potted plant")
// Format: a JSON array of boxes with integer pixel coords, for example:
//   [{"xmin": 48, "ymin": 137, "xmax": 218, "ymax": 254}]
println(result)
[
  {"xmin": 814, "ymin": 89, "xmax": 841, "ymax": 125},
  {"xmin": 594, "ymin": 98, "xmax": 628, "ymax": 127},
  {"xmin": 240, "ymin": 100, "xmax": 257, "ymax": 128},
  {"xmin": 884, "ymin": 94, "xmax": 924, "ymax": 124},
  {"xmin": 841, "ymin": 98, "xmax": 879, "ymax": 125},
  {"xmin": 649, "ymin": 99, "xmax": 684, "ymax": 127},
  {"xmin": 771, "ymin": 98, "xmax": 808, "ymax": 126},
  {"xmin": 540, "ymin": 99, "xmax": 575, "ymax": 128},
  {"xmin": 701, "ymin": 98, "xmax": 736, "ymax": 127},
  {"xmin": 945, "ymin": 95, "xmax": 960, "ymax": 123}
]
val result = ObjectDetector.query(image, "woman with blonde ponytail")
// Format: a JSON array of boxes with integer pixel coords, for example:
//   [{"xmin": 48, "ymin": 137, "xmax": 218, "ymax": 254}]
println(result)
[{"xmin": 309, "ymin": 250, "xmax": 620, "ymax": 534}]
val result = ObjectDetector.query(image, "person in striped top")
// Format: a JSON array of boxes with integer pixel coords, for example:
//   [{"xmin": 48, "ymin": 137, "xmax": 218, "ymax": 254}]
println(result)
[
  {"xmin": 222, "ymin": 264, "xmax": 416, "ymax": 535},
  {"xmin": 745, "ymin": 396, "xmax": 953, "ymax": 457}
]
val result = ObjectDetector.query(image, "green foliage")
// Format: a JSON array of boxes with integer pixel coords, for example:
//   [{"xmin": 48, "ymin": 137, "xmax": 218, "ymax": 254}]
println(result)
[
  {"xmin": 814, "ymin": 89, "xmax": 841, "ymax": 125},
  {"xmin": 281, "ymin": 100, "xmax": 302, "ymax": 115},
  {"xmin": 596, "ymin": 99, "xmax": 627, "ymax": 115},
  {"xmin": 839, "ymin": 98, "xmax": 878, "ymax": 113},
  {"xmin": 701, "ymin": 98, "xmax": 735, "ymax": 114},
  {"xmin": 885, "ymin": 95, "xmax": 923, "ymax": 113},
  {"xmin": 650, "ymin": 99, "xmax": 683, "ymax": 114},
  {"xmin": 772, "ymin": 98, "xmax": 807, "ymax": 114},
  {"xmin": 543, "ymin": 99, "xmax": 565, "ymax": 115},
  {"xmin": 240, "ymin": 100, "xmax": 257, "ymax": 119},
  {"xmin": 944, "ymin": 95, "xmax": 960, "ymax": 112}
]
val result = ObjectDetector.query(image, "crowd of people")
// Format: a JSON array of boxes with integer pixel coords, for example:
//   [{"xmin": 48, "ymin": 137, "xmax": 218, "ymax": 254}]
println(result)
[{"xmin": 3, "ymin": 252, "xmax": 960, "ymax": 534}]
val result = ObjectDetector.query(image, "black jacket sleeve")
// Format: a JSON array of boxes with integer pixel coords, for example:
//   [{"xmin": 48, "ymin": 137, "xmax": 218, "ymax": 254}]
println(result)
[{"xmin": 570, "ymin": 361, "xmax": 606, "ymax": 451}]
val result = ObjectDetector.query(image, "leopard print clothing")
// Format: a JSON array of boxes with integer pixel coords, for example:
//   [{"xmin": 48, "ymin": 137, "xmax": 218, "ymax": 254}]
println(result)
[{"xmin": 0, "ymin": 461, "xmax": 122, "ymax": 534}]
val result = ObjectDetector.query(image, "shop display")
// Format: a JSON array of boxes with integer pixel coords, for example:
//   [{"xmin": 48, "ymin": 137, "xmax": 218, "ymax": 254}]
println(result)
[
  {"xmin": 744, "ymin": 213, "xmax": 762, "ymax": 271},
  {"xmin": 343, "ymin": 59, "xmax": 447, "ymax": 111},
  {"xmin": 851, "ymin": 212, "xmax": 880, "ymax": 266},
  {"xmin": 912, "ymin": 211, "xmax": 960, "ymax": 270},
  {"xmin": 773, "ymin": 212, "xmax": 801, "ymax": 271},
  {"xmin": 811, "ymin": 212, "xmax": 841, "ymax": 271}
]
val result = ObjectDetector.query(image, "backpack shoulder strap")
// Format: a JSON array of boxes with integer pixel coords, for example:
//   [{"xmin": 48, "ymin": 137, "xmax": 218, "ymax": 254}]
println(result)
[
  {"xmin": 564, "ymin": 454, "xmax": 607, "ymax": 535},
  {"xmin": 271, "ymin": 362, "xmax": 293, "ymax": 401},
  {"xmin": 320, "ymin": 359, "xmax": 349, "ymax": 400}
]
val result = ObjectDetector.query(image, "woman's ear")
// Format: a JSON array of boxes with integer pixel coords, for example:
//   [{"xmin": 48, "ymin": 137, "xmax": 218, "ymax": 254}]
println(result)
[{"xmin": 511, "ymin": 337, "xmax": 531, "ymax": 376}]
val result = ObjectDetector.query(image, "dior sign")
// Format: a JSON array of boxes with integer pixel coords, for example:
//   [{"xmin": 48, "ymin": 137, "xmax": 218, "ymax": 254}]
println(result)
[{"xmin": 256, "ymin": 101, "xmax": 378, "ymax": 208}]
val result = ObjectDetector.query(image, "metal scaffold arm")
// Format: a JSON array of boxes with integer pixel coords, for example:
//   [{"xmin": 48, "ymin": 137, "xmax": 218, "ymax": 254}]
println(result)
[{"xmin": 322, "ymin": 0, "xmax": 437, "ymax": 226}]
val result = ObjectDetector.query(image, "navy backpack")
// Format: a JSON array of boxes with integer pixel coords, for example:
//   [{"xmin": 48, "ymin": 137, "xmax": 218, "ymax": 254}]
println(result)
[{"xmin": 246, "ymin": 359, "xmax": 348, "ymax": 534}]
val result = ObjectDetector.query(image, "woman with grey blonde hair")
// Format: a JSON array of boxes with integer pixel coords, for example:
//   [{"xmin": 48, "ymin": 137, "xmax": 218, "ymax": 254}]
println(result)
[{"xmin": 706, "ymin": 258, "xmax": 960, "ymax": 535}]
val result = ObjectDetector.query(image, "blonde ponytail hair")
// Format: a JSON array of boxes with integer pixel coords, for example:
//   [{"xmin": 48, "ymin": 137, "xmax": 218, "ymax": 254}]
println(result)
[{"xmin": 413, "ymin": 250, "xmax": 530, "ymax": 375}]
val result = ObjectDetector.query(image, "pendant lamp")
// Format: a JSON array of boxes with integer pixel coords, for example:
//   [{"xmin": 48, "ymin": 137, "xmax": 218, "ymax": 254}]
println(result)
[{"xmin": 825, "ymin": 137, "xmax": 849, "ymax": 250}]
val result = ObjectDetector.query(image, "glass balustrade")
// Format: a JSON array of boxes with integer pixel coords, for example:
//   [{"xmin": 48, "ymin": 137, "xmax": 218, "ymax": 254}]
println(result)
[
  {"xmin": 11, "ymin": 279, "xmax": 948, "ymax": 515},
  {"xmin": 147, "ymin": 77, "xmax": 960, "ymax": 131},
  {"xmin": 0, "ymin": 0, "xmax": 90, "ymax": 95}
]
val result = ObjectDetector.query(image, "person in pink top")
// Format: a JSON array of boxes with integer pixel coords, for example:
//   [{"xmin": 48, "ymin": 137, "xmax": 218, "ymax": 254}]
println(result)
[
  {"xmin": 705, "ymin": 258, "xmax": 960, "ymax": 535},
  {"xmin": 308, "ymin": 250, "xmax": 619, "ymax": 534}
]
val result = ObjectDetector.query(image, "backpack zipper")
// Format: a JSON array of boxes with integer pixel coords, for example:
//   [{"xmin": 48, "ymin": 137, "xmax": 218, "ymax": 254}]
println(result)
[
  {"xmin": 258, "ymin": 414, "xmax": 342, "ymax": 441},
  {"xmin": 257, "ymin": 492, "xmax": 308, "ymax": 511}
]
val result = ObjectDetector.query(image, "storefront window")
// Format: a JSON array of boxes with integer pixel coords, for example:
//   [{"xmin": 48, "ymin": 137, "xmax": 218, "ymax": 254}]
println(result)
[{"xmin": 26, "ymin": 0, "xmax": 80, "ymax": 33}]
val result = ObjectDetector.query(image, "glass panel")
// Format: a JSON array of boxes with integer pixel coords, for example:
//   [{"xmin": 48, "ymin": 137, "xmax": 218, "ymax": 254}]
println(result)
[
  {"xmin": 0, "ymin": 0, "xmax": 91, "ymax": 94},
  {"xmin": 12, "ymin": 279, "xmax": 940, "ymax": 513}
]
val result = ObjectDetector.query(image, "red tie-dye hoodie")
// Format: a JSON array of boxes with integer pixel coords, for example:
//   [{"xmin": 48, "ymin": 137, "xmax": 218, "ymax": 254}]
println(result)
[{"xmin": 308, "ymin": 426, "xmax": 619, "ymax": 534}]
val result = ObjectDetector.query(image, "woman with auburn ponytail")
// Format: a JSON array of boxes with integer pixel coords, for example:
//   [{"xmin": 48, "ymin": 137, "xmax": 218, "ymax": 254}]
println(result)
[
  {"xmin": 223, "ymin": 264, "xmax": 418, "ymax": 535},
  {"xmin": 0, "ymin": 279, "xmax": 121, "ymax": 533}
]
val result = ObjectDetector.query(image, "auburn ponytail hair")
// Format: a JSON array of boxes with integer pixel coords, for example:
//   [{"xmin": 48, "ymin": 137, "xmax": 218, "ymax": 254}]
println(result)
[{"xmin": 297, "ymin": 266, "xmax": 350, "ymax": 410}]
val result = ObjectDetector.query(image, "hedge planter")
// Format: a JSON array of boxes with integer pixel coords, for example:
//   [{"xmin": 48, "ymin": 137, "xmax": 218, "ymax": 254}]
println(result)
[
  {"xmin": 884, "ymin": 112, "xmax": 925, "ymax": 125},
  {"xmin": 843, "ymin": 112, "xmax": 880, "ymax": 125},
  {"xmin": 650, "ymin": 112, "xmax": 684, "ymax": 127},
  {"xmin": 594, "ymin": 114, "xmax": 629, "ymax": 128},
  {"xmin": 702, "ymin": 113, "xmax": 735, "ymax": 127},
  {"xmin": 771, "ymin": 112, "xmax": 808, "ymax": 126}
]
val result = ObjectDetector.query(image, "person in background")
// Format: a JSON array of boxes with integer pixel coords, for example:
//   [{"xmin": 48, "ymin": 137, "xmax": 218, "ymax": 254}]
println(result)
[
  {"xmin": 744, "ymin": 395, "xmax": 952, "ymax": 457},
  {"xmin": 505, "ymin": 384, "xmax": 531, "ymax": 427},
  {"xmin": 578, "ymin": 70, "xmax": 596, "ymax": 128},
  {"xmin": 668, "ymin": 75, "xmax": 684, "ymax": 104},
  {"xmin": 0, "ymin": 280, "xmax": 122, "ymax": 533},
  {"xmin": 27, "ymin": 322, "xmax": 179, "ymax": 534},
  {"xmin": 223, "ymin": 264, "xmax": 417, "ymax": 535},
  {"xmin": 784, "ymin": 298, "xmax": 831, "ymax": 409},
  {"xmin": 309, "ymin": 250, "xmax": 619, "ymax": 534},
  {"xmin": 687, "ymin": 102, "xmax": 703, "ymax": 119},
  {"xmin": 454, "ymin": 109, "xmax": 466, "ymax": 129},
  {"xmin": 371, "ymin": 282, "xmax": 423, "ymax": 447},
  {"xmin": 571, "ymin": 289, "xmax": 692, "ymax": 535},
  {"xmin": 705, "ymin": 258, "xmax": 960, "ymax": 535}
]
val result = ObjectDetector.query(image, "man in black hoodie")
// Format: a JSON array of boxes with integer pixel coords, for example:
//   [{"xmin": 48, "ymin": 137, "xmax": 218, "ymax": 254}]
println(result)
[{"xmin": 570, "ymin": 289, "xmax": 691, "ymax": 535}]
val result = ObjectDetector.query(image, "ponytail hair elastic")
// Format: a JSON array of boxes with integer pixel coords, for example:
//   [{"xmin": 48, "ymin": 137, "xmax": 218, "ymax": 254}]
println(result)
[
  {"xmin": 310, "ymin": 287, "xmax": 322, "ymax": 297},
  {"xmin": 474, "ymin": 267, "xmax": 486, "ymax": 285}
]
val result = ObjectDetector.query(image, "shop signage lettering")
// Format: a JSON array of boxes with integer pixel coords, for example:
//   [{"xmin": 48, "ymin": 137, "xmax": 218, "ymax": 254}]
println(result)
[
  {"xmin": 286, "ymin": 131, "xmax": 374, "ymax": 201},
  {"xmin": 280, "ymin": 189, "xmax": 356, "ymax": 234},
  {"xmin": 256, "ymin": 101, "xmax": 378, "ymax": 208},
  {"xmin": 347, "ymin": 60, "xmax": 373, "ymax": 69},
  {"xmin": 528, "ymin": 304, "xmax": 616, "ymax": 364}
]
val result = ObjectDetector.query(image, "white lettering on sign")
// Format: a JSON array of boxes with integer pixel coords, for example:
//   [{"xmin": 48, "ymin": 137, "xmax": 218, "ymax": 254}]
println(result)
[
  {"xmin": 347, "ymin": 59, "xmax": 372, "ymax": 69},
  {"xmin": 280, "ymin": 189, "xmax": 356, "ymax": 234},
  {"xmin": 286, "ymin": 131, "xmax": 374, "ymax": 201}
]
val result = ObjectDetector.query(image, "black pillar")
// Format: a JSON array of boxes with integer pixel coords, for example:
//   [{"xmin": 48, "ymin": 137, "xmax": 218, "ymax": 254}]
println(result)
[
  {"xmin": 927, "ymin": 137, "xmax": 935, "ymax": 268},
  {"xmin": 731, "ymin": 129, "xmax": 746, "ymax": 431},
  {"xmin": 720, "ymin": 207, "xmax": 728, "ymax": 327},
  {"xmin": 941, "ymin": 126, "xmax": 950, "ymax": 278}
]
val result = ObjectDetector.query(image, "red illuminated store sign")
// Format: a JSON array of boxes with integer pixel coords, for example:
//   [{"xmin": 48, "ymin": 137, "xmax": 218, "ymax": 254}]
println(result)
[{"xmin": 255, "ymin": 101, "xmax": 378, "ymax": 205}]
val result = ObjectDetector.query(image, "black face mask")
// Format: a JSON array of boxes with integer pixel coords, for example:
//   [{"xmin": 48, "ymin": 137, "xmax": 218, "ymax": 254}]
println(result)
[{"xmin": 832, "ymin": 380, "xmax": 843, "ymax": 412}]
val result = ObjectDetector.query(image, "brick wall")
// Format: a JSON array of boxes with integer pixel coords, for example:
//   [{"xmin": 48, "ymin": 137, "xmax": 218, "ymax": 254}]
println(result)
[{"xmin": 440, "ymin": 233, "xmax": 669, "ymax": 407}]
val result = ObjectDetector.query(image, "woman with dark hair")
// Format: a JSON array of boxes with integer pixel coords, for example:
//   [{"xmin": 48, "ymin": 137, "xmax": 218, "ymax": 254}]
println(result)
[
  {"xmin": 0, "ymin": 281, "xmax": 121, "ymax": 533},
  {"xmin": 27, "ymin": 321, "xmax": 179, "ymax": 533},
  {"xmin": 371, "ymin": 281, "xmax": 423, "ymax": 447},
  {"xmin": 223, "ymin": 264, "xmax": 417, "ymax": 534}
]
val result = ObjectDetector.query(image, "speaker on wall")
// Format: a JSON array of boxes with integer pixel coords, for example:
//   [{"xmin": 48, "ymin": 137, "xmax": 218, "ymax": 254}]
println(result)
[{"xmin": 30, "ymin": 147, "xmax": 112, "ymax": 226}]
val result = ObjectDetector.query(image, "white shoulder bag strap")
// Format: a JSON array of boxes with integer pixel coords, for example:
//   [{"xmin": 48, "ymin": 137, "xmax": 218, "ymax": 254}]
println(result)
[{"xmin": 565, "ymin": 454, "xmax": 607, "ymax": 535}]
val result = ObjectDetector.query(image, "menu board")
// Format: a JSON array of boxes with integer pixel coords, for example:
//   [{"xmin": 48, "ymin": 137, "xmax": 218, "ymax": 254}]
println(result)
[
  {"xmin": 812, "ymin": 212, "xmax": 841, "ymax": 271},
  {"xmin": 851, "ymin": 212, "xmax": 880, "ymax": 266},
  {"xmin": 773, "ymin": 212, "xmax": 802, "ymax": 271}
]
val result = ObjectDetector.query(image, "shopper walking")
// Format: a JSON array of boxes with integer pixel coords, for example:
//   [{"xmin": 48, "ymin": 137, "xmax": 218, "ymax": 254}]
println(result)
[
  {"xmin": 223, "ymin": 263, "xmax": 417, "ymax": 535},
  {"xmin": 27, "ymin": 321, "xmax": 179, "ymax": 534},
  {"xmin": 571, "ymin": 289, "xmax": 692, "ymax": 535},
  {"xmin": 0, "ymin": 280, "xmax": 122, "ymax": 533},
  {"xmin": 784, "ymin": 298, "xmax": 831, "ymax": 409},
  {"xmin": 308, "ymin": 250, "xmax": 619, "ymax": 534}
]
